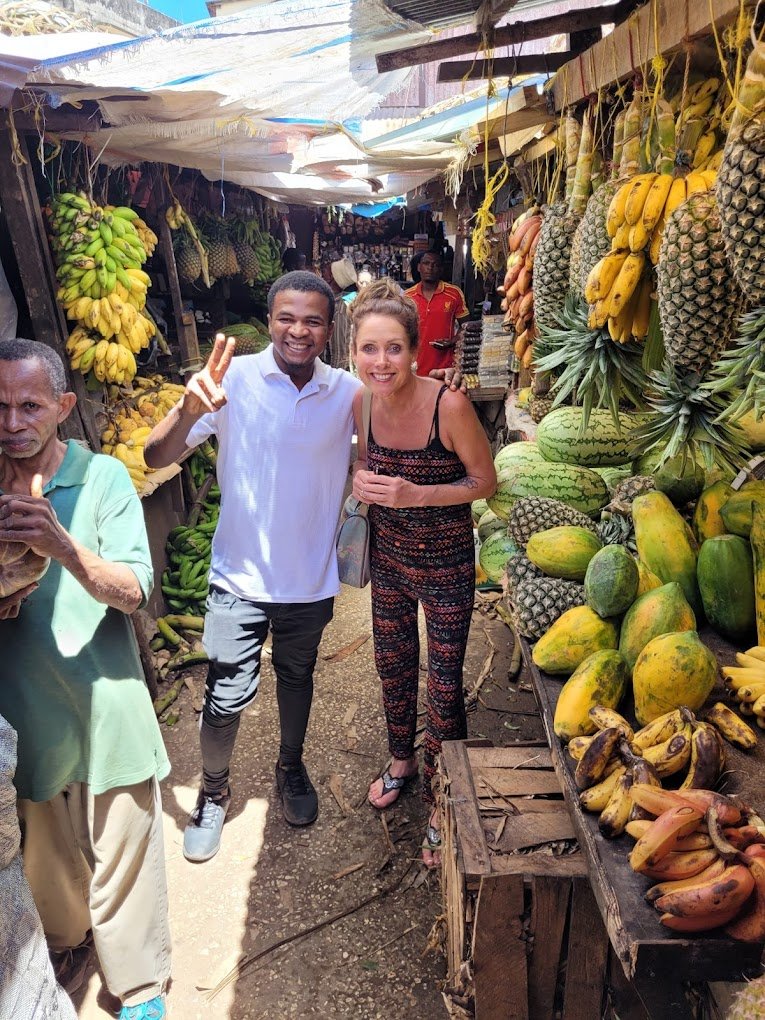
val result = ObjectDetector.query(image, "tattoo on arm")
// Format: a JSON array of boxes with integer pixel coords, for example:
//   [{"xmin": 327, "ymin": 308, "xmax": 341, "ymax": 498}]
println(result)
[{"xmin": 450, "ymin": 476, "xmax": 479, "ymax": 489}]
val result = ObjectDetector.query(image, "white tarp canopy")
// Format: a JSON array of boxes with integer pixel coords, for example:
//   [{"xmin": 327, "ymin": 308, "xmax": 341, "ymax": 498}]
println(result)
[{"xmin": 1, "ymin": 1, "xmax": 459, "ymax": 204}]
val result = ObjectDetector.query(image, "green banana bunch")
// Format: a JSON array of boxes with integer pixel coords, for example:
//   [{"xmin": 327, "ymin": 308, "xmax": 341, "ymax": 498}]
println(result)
[{"xmin": 163, "ymin": 449, "xmax": 220, "ymax": 616}]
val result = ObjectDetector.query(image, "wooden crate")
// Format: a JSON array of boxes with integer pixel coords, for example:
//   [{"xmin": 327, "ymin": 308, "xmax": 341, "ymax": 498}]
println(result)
[{"xmin": 437, "ymin": 739, "xmax": 612, "ymax": 1020}]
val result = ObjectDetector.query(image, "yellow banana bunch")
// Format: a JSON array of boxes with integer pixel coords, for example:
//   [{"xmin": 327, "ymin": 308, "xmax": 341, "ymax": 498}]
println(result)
[
  {"xmin": 165, "ymin": 201, "xmax": 184, "ymax": 230},
  {"xmin": 47, "ymin": 191, "xmax": 155, "ymax": 386}
]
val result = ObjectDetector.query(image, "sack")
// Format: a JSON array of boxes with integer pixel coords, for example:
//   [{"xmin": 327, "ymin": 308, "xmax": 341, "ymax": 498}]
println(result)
[
  {"xmin": 336, "ymin": 495, "xmax": 371, "ymax": 588},
  {"xmin": 336, "ymin": 388, "xmax": 372, "ymax": 588}
]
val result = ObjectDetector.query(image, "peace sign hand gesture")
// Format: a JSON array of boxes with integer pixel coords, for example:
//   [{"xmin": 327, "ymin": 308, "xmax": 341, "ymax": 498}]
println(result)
[{"xmin": 181, "ymin": 333, "xmax": 236, "ymax": 417}]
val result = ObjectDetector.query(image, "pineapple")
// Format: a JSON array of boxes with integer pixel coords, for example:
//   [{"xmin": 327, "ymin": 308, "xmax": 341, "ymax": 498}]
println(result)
[
  {"xmin": 225, "ymin": 241, "xmax": 239, "ymax": 278},
  {"xmin": 511, "ymin": 577, "xmax": 586, "ymax": 640},
  {"xmin": 508, "ymin": 496, "xmax": 598, "ymax": 548},
  {"xmin": 533, "ymin": 203, "xmax": 581, "ymax": 330},
  {"xmin": 175, "ymin": 239, "xmax": 201, "ymax": 284},
  {"xmin": 233, "ymin": 238, "xmax": 260, "ymax": 283},
  {"xmin": 574, "ymin": 179, "xmax": 619, "ymax": 296},
  {"xmin": 658, "ymin": 191, "xmax": 742, "ymax": 378},
  {"xmin": 505, "ymin": 552, "xmax": 543, "ymax": 592},
  {"xmin": 709, "ymin": 39, "xmax": 765, "ymax": 420},
  {"xmin": 608, "ymin": 475, "xmax": 655, "ymax": 509},
  {"xmin": 206, "ymin": 239, "xmax": 228, "ymax": 283},
  {"xmin": 529, "ymin": 395, "xmax": 554, "ymax": 423},
  {"xmin": 727, "ymin": 975, "xmax": 765, "ymax": 1020},
  {"xmin": 597, "ymin": 511, "xmax": 637, "ymax": 552}
]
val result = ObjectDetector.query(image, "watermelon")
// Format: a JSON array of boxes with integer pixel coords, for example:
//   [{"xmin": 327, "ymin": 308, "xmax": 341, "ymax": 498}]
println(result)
[
  {"xmin": 592, "ymin": 464, "xmax": 634, "ymax": 494},
  {"xmin": 488, "ymin": 462, "xmax": 609, "ymax": 520},
  {"xmin": 477, "ymin": 509, "xmax": 507, "ymax": 544},
  {"xmin": 479, "ymin": 532, "xmax": 519, "ymax": 583},
  {"xmin": 536, "ymin": 409, "xmax": 655, "ymax": 467},
  {"xmin": 471, "ymin": 498, "xmax": 489, "ymax": 524},
  {"xmin": 494, "ymin": 441, "xmax": 545, "ymax": 474}
]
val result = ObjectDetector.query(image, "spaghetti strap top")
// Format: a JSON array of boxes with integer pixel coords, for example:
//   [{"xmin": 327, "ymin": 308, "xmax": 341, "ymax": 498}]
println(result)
[{"xmin": 366, "ymin": 386, "xmax": 473, "ymax": 562}]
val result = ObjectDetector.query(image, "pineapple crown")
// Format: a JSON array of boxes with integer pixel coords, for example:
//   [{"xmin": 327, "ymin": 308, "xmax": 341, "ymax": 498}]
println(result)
[
  {"xmin": 631, "ymin": 362, "xmax": 750, "ymax": 474},
  {"xmin": 534, "ymin": 294, "xmax": 649, "ymax": 430},
  {"xmin": 704, "ymin": 308, "xmax": 765, "ymax": 423}
]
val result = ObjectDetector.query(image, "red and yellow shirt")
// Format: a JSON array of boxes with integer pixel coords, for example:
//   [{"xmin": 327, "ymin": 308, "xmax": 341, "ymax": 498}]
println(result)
[{"xmin": 405, "ymin": 281, "xmax": 469, "ymax": 377}]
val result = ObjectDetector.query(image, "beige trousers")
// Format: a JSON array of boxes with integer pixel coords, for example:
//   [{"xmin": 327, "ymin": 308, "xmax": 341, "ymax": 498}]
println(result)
[{"xmin": 18, "ymin": 777, "xmax": 171, "ymax": 1008}]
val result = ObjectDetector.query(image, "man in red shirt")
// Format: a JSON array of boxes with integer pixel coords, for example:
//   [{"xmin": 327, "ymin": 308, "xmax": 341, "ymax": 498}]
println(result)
[{"xmin": 405, "ymin": 251, "xmax": 469, "ymax": 377}]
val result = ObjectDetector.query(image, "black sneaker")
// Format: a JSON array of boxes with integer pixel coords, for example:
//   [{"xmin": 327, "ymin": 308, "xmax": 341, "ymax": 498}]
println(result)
[{"xmin": 275, "ymin": 760, "xmax": 318, "ymax": 826}]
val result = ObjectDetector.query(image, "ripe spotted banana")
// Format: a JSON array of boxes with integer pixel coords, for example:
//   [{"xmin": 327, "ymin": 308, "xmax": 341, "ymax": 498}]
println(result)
[{"xmin": 704, "ymin": 703, "xmax": 758, "ymax": 750}]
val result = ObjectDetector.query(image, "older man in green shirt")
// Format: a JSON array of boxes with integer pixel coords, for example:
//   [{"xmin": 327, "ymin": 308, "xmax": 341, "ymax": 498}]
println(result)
[{"xmin": 0, "ymin": 339, "xmax": 171, "ymax": 1020}]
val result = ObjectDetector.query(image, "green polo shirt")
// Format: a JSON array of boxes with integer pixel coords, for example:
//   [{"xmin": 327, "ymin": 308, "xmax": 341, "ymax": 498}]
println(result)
[{"xmin": 0, "ymin": 441, "xmax": 170, "ymax": 802}]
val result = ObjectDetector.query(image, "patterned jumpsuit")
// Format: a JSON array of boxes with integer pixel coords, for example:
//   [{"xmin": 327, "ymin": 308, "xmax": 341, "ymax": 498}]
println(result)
[{"xmin": 367, "ymin": 386, "xmax": 475, "ymax": 805}]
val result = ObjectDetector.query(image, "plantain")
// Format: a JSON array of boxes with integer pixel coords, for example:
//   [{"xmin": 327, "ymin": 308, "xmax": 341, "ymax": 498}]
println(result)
[
  {"xmin": 680, "ymin": 722, "xmax": 725, "ymax": 789},
  {"xmin": 704, "ymin": 702, "xmax": 758, "ymax": 750},
  {"xmin": 579, "ymin": 765, "xmax": 626, "ymax": 813},
  {"xmin": 606, "ymin": 252, "xmax": 646, "ymax": 318},
  {"xmin": 574, "ymin": 727, "xmax": 622, "ymax": 790},
  {"xmin": 642, "ymin": 728, "xmax": 693, "ymax": 778},
  {"xmin": 598, "ymin": 769, "xmax": 635, "ymax": 839},
  {"xmin": 588, "ymin": 706, "xmax": 634, "ymax": 740},
  {"xmin": 633, "ymin": 709, "xmax": 684, "ymax": 751}
]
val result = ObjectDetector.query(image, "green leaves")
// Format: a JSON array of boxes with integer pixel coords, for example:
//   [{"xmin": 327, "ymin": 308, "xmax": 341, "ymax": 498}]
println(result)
[{"xmin": 705, "ymin": 306, "xmax": 765, "ymax": 422}]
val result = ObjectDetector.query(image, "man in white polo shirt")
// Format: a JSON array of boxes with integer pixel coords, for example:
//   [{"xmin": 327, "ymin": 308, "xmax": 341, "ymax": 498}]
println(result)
[{"xmin": 145, "ymin": 271, "xmax": 360, "ymax": 861}]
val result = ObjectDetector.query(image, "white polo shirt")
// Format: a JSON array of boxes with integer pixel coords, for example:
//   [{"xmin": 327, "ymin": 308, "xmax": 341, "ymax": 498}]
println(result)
[{"xmin": 187, "ymin": 345, "xmax": 361, "ymax": 603}]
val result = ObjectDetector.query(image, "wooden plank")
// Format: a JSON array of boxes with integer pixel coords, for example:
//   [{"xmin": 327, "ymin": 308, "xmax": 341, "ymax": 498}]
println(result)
[
  {"xmin": 522, "ymin": 634, "xmax": 765, "ymax": 995},
  {"xmin": 562, "ymin": 878, "xmax": 609, "ymax": 1020},
  {"xmin": 551, "ymin": 0, "xmax": 743, "ymax": 110},
  {"xmin": 375, "ymin": 0, "xmax": 639, "ymax": 72},
  {"xmin": 438, "ymin": 52, "xmax": 572, "ymax": 82},
  {"xmin": 496, "ymin": 811, "xmax": 577, "ymax": 849},
  {"xmin": 468, "ymin": 744, "xmax": 553, "ymax": 769},
  {"xmin": 474, "ymin": 768, "xmax": 564, "ymax": 796},
  {"xmin": 473, "ymin": 873, "xmax": 528, "ymax": 1020},
  {"xmin": 527, "ymin": 876, "xmax": 572, "ymax": 1020},
  {"xmin": 478, "ymin": 797, "xmax": 570, "ymax": 814},
  {"xmin": 0, "ymin": 123, "xmax": 99, "ymax": 449},
  {"xmin": 487, "ymin": 850, "xmax": 587, "ymax": 879},
  {"xmin": 158, "ymin": 209, "xmax": 202, "ymax": 378},
  {"xmin": 441, "ymin": 739, "xmax": 492, "ymax": 878}
]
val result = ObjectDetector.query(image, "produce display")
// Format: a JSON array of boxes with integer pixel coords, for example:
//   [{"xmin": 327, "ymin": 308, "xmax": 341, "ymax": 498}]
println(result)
[{"xmin": 47, "ymin": 192, "xmax": 157, "ymax": 386}]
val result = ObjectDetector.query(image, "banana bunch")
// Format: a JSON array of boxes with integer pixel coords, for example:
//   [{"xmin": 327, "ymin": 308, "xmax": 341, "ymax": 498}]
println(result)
[
  {"xmin": 569, "ymin": 703, "xmax": 755, "ymax": 838},
  {"xmin": 99, "ymin": 376, "xmax": 186, "ymax": 490},
  {"xmin": 162, "ymin": 450, "xmax": 220, "ymax": 615},
  {"xmin": 624, "ymin": 784, "xmax": 765, "ymax": 938},
  {"xmin": 499, "ymin": 207, "xmax": 541, "ymax": 369},
  {"xmin": 723, "ymin": 647, "xmax": 765, "ymax": 727},
  {"xmin": 248, "ymin": 224, "xmax": 283, "ymax": 283},
  {"xmin": 584, "ymin": 167, "xmax": 717, "ymax": 342},
  {"xmin": 47, "ymin": 192, "xmax": 155, "ymax": 385},
  {"xmin": 131, "ymin": 215, "xmax": 158, "ymax": 257}
]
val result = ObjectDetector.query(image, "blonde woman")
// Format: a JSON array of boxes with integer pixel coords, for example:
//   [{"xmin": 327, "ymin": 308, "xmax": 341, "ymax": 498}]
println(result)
[{"xmin": 350, "ymin": 280, "xmax": 496, "ymax": 866}]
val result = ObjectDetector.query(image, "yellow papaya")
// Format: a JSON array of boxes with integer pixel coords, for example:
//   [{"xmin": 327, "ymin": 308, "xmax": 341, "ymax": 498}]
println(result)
[
  {"xmin": 693, "ymin": 480, "xmax": 733, "ymax": 542},
  {"xmin": 632, "ymin": 630, "xmax": 717, "ymax": 725},
  {"xmin": 720, "ymin": 482, "xmax": 765, "ymax": 538},
  {"xmin": 618, "ymin": 582, "xmax": 696, "ymax": 672},
  {"xmin": 533, "ymin": 605, "xmax": 619, "ymax": 676},
  {"xmin": 738, "ymin": 409, "xmax": 765, "ymax": 451},
  {"xmin": 633, "ymin": 491, "xmax": 701, "ymax": 616},
  {"xmin": 751, "ymin": 504, "xmax": 765, "ymax": 646},
  {"xmin": 553, "ymin": 649, "xmax": 629, "ymax": 741},
  {"xmin": 636, "ymin": 559, "xmax": 662, "ymax": 596},
  {"xmin": 526, "ymin": 526, "xmax": 602, "ymax": 581}
]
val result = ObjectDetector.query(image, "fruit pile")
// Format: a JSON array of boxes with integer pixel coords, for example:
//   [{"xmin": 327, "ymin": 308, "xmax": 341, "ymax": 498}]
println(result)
[
  {"xmin": 624, "ymin": 786, "xmax": 765, "ymax": 938},
  {"xmin": 99, "ymin": 375, "xmax": 186, "ymax": 491},
  {"xmin": 161, "ymin": 448, "xmax": 219, "ymax": 616},
  {"xmin": 47, "ymin": 192, "xmax": 157, "ymax": 386},
  {"xmin": 500, "ymin": 208, "xmax": 541, "ymax": 369}
]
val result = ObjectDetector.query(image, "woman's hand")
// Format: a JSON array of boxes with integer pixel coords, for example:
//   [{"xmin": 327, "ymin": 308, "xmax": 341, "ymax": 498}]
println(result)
[{"xmin": 354, "ymin": 469, "xmax": 421, "ymax": 508}]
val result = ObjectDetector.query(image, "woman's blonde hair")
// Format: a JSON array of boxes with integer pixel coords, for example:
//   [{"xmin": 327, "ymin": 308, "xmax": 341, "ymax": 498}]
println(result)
[{"xmin": 349, "ymin": 278, "xmax": 420, "ymax": 351}]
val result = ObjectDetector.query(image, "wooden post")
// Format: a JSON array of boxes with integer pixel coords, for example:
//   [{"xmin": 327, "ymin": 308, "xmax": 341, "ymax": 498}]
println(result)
[
  {"xmin": 0, "ymin": 121, "xmax": 100, "ymax": 448},
  {"xmin": 158, "ymin": 213, "xmax": 202, "ymax": 378}
]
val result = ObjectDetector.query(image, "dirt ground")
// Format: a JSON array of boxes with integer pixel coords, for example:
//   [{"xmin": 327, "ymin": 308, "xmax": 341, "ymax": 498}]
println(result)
[{"xmin": 71, "ymin": 583, "xmax": 536, "ymax": 1020}]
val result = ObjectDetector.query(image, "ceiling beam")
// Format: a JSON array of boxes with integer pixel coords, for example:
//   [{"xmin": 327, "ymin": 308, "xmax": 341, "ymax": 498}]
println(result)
[
  {"xmin": 437, "ymin": 52, "xmax": 571, "ymax": 82},
  {"xmin": 375, "ymin": 0, "xmax": 638, "ymax": 73},
  {"xmin": 550, "ymin": 0, "xmax": 744, "ymax": 109}
]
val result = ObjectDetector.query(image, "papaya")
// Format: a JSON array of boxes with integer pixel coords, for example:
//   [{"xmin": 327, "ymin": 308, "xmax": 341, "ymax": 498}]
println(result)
[
  {"xmin": 720, "ymin": 482, "xmax": 765, "ymax": 538},
  {"xmin": 553, "ymin": 649, "xmax": 629, "ymax": 741},
  {"xmin": 532, "ymin": 605, "xmax": 619, "ymax": 676},
  {"xmin": 737, "ymin": 409, "xmax": 765, "ymax": 451},
  {"xmin": 634, "ymin": 450, "xmax": 706, "ymax": 505},
  {"xmin": 632, "ymin": 491, "xmax": 701, "ymax": 616},
  {"xmin": 584, "ymin": 545, "xmax": 639, "ymax": 618},
  {"xmin": 636, "ymin": 559, "xmax": 662, "ymax": 597},
  {"xmin": 697, "ymin": 535, "xmax": 756, "ymax": 643},
  {"xmin": 618, "ymin": 582, "xmax": 697, "ymax": 673},
  {"xmin": 632, "ymin": 630, "xmax": 717, "ymax": 725},
  {"xmin": 526, "ymin": 526, "xmax": 602, "ymax": 581},
  {"xmin": 750, "ymin": 504, "xmax": 765, "ymax": 646},
  {"xmin": 693, "ymin": 480, "xmax": 734, "ymax": 543}
]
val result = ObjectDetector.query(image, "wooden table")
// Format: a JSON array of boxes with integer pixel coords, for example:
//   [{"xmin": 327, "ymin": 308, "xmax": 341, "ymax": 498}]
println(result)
[{"xmin": 520, "ymin": 633, "xmax": 765, "ymax": 1019}]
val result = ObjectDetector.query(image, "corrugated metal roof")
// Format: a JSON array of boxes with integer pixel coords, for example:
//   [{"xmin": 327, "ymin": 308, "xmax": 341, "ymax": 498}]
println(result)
[{"xmin": 383, "ymin": 0, "xmax": 483, "ymax": 29}]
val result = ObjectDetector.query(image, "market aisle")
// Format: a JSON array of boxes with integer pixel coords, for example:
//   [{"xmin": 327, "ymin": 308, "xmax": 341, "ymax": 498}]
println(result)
[{"xmin": 73, "ymin": 584, "xmax": 449, "ymax": 1020}]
